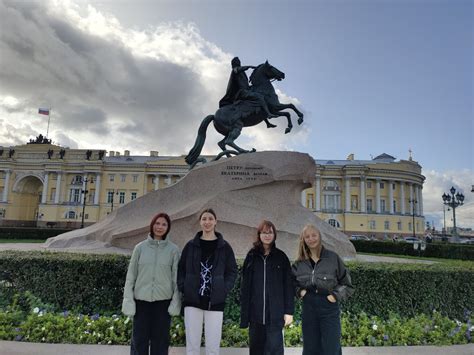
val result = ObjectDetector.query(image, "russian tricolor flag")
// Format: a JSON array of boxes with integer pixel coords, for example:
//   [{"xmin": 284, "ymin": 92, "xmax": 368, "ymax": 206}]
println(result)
[{"xmin": 38, "ymin": 108, "xmax": 50, "ymax": 115}]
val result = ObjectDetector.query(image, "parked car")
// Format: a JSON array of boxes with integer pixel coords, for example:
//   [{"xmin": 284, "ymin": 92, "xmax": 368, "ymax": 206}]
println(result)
[
  {"xmin": 350, "ymin": 235, "xmax": 371, "ymax": 241},
  {"xmin": 401, "ymin": 237, "xmax": 420, "ymax": 243},
  {"xmin": 459, "ymin": 239, "xmax": 474, "ymax": 245}
]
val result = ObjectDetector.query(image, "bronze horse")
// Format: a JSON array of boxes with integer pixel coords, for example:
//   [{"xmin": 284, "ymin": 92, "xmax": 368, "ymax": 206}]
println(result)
[{"xmin": 185, "ymin": 61, "xmax": 304, "ymax": 168}]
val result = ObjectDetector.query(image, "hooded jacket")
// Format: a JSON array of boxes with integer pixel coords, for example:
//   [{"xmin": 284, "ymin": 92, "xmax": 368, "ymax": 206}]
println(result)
[
  {"xmin": 177, "ymin": 231, "xmax": 237, "ymax": 308},
  {"xmin": 122, "ymin": 235, "xmax": 181, "ymax": 316}
]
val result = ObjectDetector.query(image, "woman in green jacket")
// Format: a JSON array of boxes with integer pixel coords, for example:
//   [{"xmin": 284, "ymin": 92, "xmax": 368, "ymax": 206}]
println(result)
[{"xmin": 122, "ymin": 212, "xmax": 181, "ymax": 355}]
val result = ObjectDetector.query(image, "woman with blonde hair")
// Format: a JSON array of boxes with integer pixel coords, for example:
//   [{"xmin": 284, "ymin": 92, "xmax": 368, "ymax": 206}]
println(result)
[{"xmin": 292, "ymin": 224, "xmax": 354, "ymax": 355}]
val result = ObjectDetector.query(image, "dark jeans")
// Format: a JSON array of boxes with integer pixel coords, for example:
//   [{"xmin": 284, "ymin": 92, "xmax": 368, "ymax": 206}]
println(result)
[
  {"xmin": 131, "ymin": 299, "xmax": 171, "ymax": 355},
  {"xmin": 249, "ymin": 322, "xmax": 284, "ymax": 355},
  {"xmin": 302, "ymin": 291, "xmax": 342, "ymax": 355}
]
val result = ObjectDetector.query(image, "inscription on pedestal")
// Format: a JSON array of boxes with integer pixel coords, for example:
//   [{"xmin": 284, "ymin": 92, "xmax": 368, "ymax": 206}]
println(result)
[{"xmin": 220, "ymin": 164, "xmax": 271, "ymax": 182}]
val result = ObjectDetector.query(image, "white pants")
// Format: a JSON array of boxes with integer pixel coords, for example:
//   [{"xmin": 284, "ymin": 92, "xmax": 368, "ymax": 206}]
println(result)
[{"xmin": 184, "ymin": 306, "xmax": 223, "ymax": 355}]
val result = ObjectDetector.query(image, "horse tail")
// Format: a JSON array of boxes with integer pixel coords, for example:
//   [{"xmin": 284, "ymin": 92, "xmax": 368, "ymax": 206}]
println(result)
[{"xmin": 185, "ymin": 115, "xmax": 214, "ymax": 165}]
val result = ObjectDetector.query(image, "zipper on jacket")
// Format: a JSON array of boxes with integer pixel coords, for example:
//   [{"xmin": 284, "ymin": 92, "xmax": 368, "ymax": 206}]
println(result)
[{"xmin": 262, "ymin": 255, "xmax": 268, "ymax": 325}]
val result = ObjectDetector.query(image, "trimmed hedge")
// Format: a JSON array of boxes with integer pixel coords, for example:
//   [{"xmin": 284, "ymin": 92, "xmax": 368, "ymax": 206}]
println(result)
[
  {"xmin": 351, "ymin": 240, "xmax": 474, "ymax": 260},
  {"xmin": 0, "ymin": 228, "xmax": 72, "ymax": 240},
  {"xmin": 0, "ymin": 251, "xmax": 472, "ymax": 320}
]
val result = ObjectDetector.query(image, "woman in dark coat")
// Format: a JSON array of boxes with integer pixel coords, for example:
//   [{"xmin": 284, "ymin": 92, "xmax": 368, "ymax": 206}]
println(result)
[
  {"xmin": 240, "ymin": 220, "xmax": 294, "ymax": 355},
  {"xmin": 177, "ymin": 208, "xmax": 238, "ymax": 355}
]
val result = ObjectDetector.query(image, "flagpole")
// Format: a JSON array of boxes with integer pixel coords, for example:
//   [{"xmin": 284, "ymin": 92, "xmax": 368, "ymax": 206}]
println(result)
[{"xmin": 46, "ymin": 108, "xmax": 51, "ymax": 138}]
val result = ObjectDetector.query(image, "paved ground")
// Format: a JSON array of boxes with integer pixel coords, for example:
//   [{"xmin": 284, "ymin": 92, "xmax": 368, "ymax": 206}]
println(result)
[{"xmin": 1, "ymin": 341, "xmax": 473, "ymax": 355}]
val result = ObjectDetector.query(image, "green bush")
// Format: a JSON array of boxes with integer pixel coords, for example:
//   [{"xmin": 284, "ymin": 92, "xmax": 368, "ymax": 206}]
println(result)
[
  {"xmin": 0, "ymin": 251, "xmax": 473, "ymax": 320},
  {"xmin": 0, "ymin": 228, "xmax": 72, "ymax": 240},
  {"xmin": 351, "ymin": 240, "xmax": 474, "ymax": 260}
]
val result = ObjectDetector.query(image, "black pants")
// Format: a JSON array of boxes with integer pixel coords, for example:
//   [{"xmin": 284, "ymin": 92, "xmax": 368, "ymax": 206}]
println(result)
[
  {"xmin": 302, "ymin": 292, "xmax": 342, "ymax": 355},
  {"xmin": 131, "ymin": 299, "xmax": 171, "ymax": 355},
  {"xmin": 249, "ymin": 322, "xmax": 284, "ymax": 355}
]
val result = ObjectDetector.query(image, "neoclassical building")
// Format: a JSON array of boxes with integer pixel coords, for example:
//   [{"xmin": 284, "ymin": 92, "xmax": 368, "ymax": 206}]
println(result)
[{"xmin": 0, "ymin": 142, "xmax": 425, "ymax": 238}]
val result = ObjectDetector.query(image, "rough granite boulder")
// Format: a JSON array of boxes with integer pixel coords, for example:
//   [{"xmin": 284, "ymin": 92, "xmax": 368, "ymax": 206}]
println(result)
[{"xmin": 45, "ymin": 151, "xmax": 356, "ymax": 259}]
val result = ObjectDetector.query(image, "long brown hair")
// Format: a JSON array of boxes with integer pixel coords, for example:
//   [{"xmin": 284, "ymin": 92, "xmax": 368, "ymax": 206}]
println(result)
[
  {"xmin": 296, "ymin": 224, "xmax": 321, "ymax": 261},
  {"xmin": 149, "ymin": 212, "xmax": 171, "ymax": 239},
  {"xmin": 253, "ymin": 220, "xmax": 277, "ymax": 253}
]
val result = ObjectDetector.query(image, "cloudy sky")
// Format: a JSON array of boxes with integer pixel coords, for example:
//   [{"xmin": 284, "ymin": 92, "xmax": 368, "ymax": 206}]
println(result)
[{"xmin": 0, "ymin": 0, "xmax": 472, "ymax": 229}]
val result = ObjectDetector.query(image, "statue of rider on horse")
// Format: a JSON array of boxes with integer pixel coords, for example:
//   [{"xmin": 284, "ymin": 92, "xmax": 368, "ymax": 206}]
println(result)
[{"xmin": 185, "ymin": 57, "xmax": 304, "ymax": 168}]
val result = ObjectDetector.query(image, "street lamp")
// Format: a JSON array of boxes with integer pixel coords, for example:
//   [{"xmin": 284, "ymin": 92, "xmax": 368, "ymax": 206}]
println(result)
[
  {"xmin": 408, "ymin": 198, "xmax": 417, "ymax": 238},
  {"xmin": 80, "ymin": 177, "xmax": 94, "ymax": 228},
  {"xmin": 442, "ymin": 186, "xmax": 465, "ymax": 241}
]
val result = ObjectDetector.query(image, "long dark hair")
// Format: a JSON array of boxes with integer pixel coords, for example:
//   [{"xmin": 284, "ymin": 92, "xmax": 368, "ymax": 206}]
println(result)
[
  {"xmin": 149, "ymin": 212, "xmax": 171, "ymax": 239},
  {"xmin": 253, "ymin": 220, "xmax": 277, "ymax": 253}
]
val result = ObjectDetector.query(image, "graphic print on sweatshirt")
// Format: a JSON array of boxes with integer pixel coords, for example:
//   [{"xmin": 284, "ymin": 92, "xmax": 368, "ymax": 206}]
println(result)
[{"xmin": 199, "ymin": 257, "xmax": 213, "ymax": 296}]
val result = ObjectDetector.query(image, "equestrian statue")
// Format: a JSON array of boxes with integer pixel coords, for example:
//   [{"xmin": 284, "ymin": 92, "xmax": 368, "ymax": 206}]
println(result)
[{"xmin": 185, "ymin": 57, "xmax": 304, "ymax": 168}]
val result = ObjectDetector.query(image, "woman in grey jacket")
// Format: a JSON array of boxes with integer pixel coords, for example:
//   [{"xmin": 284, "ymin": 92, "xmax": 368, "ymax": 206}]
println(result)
[
  {"xmin": 292, "ymin": 224, "xmax": 354, "ymax": 355},
  {"xmin": 122, "ymin": 212, "xmax": 181, "ymax": 355}
]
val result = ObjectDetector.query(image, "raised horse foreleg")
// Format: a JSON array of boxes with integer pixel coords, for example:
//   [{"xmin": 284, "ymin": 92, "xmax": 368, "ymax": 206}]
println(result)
[
  {"xmin": 274, "ymin": 103, "xmax": 304, "ymax": 125},
  {"xmin": 270, "ymin": 110, "xmax": 293, "ymax": 134}
]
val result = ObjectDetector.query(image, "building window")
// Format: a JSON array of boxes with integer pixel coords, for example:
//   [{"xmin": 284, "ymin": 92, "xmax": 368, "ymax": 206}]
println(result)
[
  {"xmin": 408, "ymin": 222, "xmax": 412, "ymax": 231},
  {"xmin": 384, "ymin": 221, "xmax": 390, "ymax": 230},
  {"xmin": 109, "ymin": 174, "xmax": 115, "ymax": 182},
  {"xmin": 131, "ymin": 192, "xmax": 137, "ymax": 201},
  {"xmin": 69, "ymin": 188, "xmax": 81, "ymax": 203},
  {"xmin": 323, "ymin": 180, "xmax": 339, "ymax": 191},
  {"xmin": 151, "ymin": 176, "xmax": 156, "ymax": 184},
  {"xmin": 393, "ymin": 200, "xmax": 397, "ymax": 213},
  {"xmin": 120, "ymin": 174, "xmax": 126, "ymax": 182},
  {"xmin": 107, "ymin": 191, "xmax": 114, "ymax": 203},
  {"xmin": 367, "ymin": 181, "xmax": 372, "ymax": 189},
  {"xmin": 369, "ymin": 220, "xmax": 376, "ymax": 229},
  {"xmin": 397, "ymin": 221, "xmax": 402, "ymax": 230},
  {"xmin": 119, "ymin": 192, "xmax": 125, "ymax": 204},
  {"xmin": 328, "ymin": 219, "xmax": 340, "ymax": 228},
  {"xmin": 67, "ymin": 211, "xmax": 76, "ymax": 219},
  {"xmin": 50, "ymin": 188, "xmax": 56, "ymax": 201},
  {"xmin": 133, "ymin": 175, "xmax": 138, "ymax": 183},
  {"xmin": 381, "ymin": 199, "xmax": 386, "ymax": 212},
  {"xmin": 71, "ymin": 175, "xmax": 83, "ymax": 185},
  {"xmin": 367, "ymin": 199, "xmax": 373, "ymax": 212},
  {"xmin": 392, "ymin": 183, "xmax": 396, "ymax": 190},
  {"xmin": 380, "ymin": 182, "xmax": 385, "ymax": 189}
]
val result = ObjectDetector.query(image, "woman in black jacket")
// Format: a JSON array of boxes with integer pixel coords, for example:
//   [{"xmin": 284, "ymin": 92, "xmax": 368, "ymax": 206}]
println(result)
[
  {"xmin": 240, "ymin": 220, "xmax": 294, "ymax": 355},
  {"xmin": 292, "ymin": 224, "xmax": 354, "ymax": 355},
  {"xmin": 177, "ymin": 208, "xmax": 238, "ymax": 355}
]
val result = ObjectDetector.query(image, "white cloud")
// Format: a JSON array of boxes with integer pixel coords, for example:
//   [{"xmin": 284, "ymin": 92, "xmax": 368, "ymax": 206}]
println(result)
[
  {"xmin": 423, "ymin": 169, "xmax": 474, "ymax": 230},
  {"xmin": 0, "ymin": 0, "xmax": 305, "ymax": 158}
]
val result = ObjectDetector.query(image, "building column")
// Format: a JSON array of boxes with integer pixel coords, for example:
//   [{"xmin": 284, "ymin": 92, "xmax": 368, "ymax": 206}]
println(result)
[
  {"xmin": 166, "ymin": 175, "xmax": 172, "ymax": 185},
  {"xmin": 154, "ymin": 174, "xmax": 160, "ymax": 190},
  {"xmin": 345, "ymin": 177, "xmax": 351, "ymax": 212},
  {"xmin": 94, "ymin": 173, "xmax": 101, "ymax": 205},
  {"xmin": 375, "ymin": 179, "xmax": 381, "ymax": 214},
  {"xmin": 360, "ymin": 177, "xmax": 366, "ymax": 213},
  {"xmin": 409, "ymin": 183, "xmax": 414, "ymax": 215},
  {"xmin": 400, "ymin": 182, "xmax": 406, "ymax": 214},
  {"xmin": 315, "ymin": 176, "xmax": 321, "ymax": 211},
  {"xmin": 2, "ymin": 170, "xmax": 11, "ymax": 202},
  {"xmin": 389, "ymin": 180, "xmax": 394, "ymax": 214},
  {"xmin": 54, "ymin": 172, "xmax": 61, "ymax": 204},
  {"xmin": 418, "ymin": 185, "xmax": 423, "ymax": 216},
  {"xmin": 301, "ymin": 191, "xmax": 306, "ymax": 207},
  {"xmin": 41, "ymin": 172, "xmax": 49, "ymax": 204}
]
